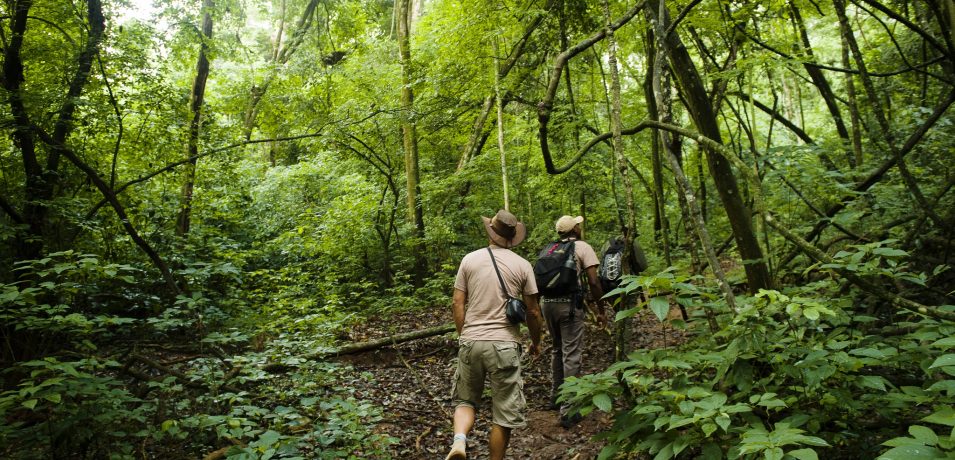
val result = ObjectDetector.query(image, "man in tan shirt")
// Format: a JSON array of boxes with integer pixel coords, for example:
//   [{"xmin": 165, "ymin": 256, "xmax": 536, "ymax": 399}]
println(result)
[
  {"xmin": 540, "ymin": 215, "xmax": 605, "ymax": 428},
  {"xmin": 446, "ymin": 209, "xmax": 543, "ymax": 460}
]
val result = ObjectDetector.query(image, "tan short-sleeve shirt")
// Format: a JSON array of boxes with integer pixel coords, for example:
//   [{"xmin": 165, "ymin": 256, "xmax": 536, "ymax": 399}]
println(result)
[
  {"xmin": 454, "ymin": 246, "xmax": 538, "ymax": 342},
  {"xmin": 569, "ymin": 239, "xmax": 600, "ymax": 273}
]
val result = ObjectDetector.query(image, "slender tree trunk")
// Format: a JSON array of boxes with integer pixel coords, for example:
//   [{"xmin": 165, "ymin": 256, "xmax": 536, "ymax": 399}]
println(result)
[
  {"xmin": 4, "ymin": 0, "xmax": 45, "ymax": 262},
  {"xmin": 494, "ymin": 38, "xmax": 510, "ymax": 210},
  {"xmin": 457, "ymin": 0, "xmax": 553, "ymax": 170},
  {"xmin": 457, "ymin": 96, "xmax": 494, "ymax": 171},
  {"xmin": 644, "ymin": 29, "xmax": 673, "ymax": 267},
  {"xmin": 397, "ymin": 0, "xmax": 426, "ymax": 285},
  {"xmin": 835, "ymin": 0, "xmax": 945, "ymax": 229},
  {"xmin": 645, "ymin": 0, "xmax": 773, "ymax": 293},
  {"xmin": 789, "ymin": 1, "xmax": 851, "ymax": 165},
  {"xmin": 602, "ymin": 0, "xmax": 639, "ymax": 361},
  {"xmin": 243, "ymin": 0, "xmax": 320, "ymax": 141},
  {"xmin": 176, "ymin": 0, "xmax": 214, "ymax": 237},
  {"xmin": 651, "ymin": 3, "xmax": 722, "ymax": 329},
  {"xmin": 841, "ymin": 33, "xmax": 864, "ymax": 168}
]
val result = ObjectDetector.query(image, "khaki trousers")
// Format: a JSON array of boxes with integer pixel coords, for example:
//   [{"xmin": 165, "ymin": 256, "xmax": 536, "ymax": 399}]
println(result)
[{"xmin": 541, "ymin": 300, "xmax": 584, "ymax": 416}]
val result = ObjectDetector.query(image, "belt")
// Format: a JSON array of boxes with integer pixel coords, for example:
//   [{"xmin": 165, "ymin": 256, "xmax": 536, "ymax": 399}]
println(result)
[{"xmin": 542, "ymin": 296, "xmax": 575, "ymax": 303}]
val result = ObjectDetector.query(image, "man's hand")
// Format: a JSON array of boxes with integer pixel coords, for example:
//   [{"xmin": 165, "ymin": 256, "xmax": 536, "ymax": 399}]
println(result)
[
  {"xmin": 528, "ymin": 341, "xmax": 541, "ymax": 357},
  {"xmin": 591, "ymin": 301, "xmax": 608, "ymax": 325}
]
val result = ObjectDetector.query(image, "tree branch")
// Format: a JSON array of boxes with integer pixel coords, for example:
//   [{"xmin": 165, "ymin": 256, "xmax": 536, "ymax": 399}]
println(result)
[
  {"xmin": 537, "ymin": 1, "xmax": 645, "ymax": 174},
  {"xmin": 729, "ymin": 92, "xmax": 814, "ymax": 144},
  {"xmin": 32, "ymin": 125, "xmax": 181, "ymax": 295},
  {"xmin": 85, "ymin": 132, "xmax": 327, "ymax": 219},
  {"xmin": 854, "ymin": 0, "xmax": 951, "ymax": 58},
  {"xmin": 0, "ymin": 194, "xmax": 24, "ymax": 224}
]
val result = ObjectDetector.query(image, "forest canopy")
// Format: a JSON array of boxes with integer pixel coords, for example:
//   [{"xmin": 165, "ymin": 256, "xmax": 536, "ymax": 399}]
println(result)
[{"xmin": 1, "ymin": 0, "xmax": 953, "ymax": 458}]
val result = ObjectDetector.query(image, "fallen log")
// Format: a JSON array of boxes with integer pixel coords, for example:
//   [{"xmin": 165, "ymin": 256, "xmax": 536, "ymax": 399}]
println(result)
[{"xmin": 262, "ymin": 323, "xmax": 456, "ymax": 372}]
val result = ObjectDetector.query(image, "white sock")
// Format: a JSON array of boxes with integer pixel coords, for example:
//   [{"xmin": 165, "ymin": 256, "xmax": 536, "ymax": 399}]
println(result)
[{"xmin": 453, "ymin": 433, "xmax": 466, "ymax": 443}]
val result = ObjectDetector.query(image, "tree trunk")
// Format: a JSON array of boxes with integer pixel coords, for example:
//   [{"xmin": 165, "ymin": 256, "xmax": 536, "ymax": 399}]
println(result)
[
  {"xmin": 789, "ymin": 1, "xmax": 851, "ymax": 165},
  {"xmin": 242, "ymin": 0, "xmax": 321, "ymax": 141},
  {"xmin": 644, "ymin": 29, "xmax": 672, "ymax": 267},
  {"xmin": 4, "ymin": 0, "xmax": 45, "ymax": 262},
  {"xmin": 602, "ymin": 0, "xmax": 638, "ymax": 361},
  {"xmin": 834, "ymin": 0, "xmax": 945, "ymax": 229},
  {"xmin": 645, "ymin": 0, "xmax": 773, "ymax": 293},
  {"xmin": 176, "ymin": 0, "xmax": 214, "ymax": 237},
  {"xmin": 396, "ymin": 0, "xmax": 427, "ymax": 285},
  {"xmin": 494, "ymin": 38, "xmax": 510, "ymax": 210}
]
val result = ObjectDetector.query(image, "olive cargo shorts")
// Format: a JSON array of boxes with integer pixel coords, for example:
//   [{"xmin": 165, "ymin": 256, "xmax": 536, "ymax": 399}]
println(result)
[{"xmin": 450, "ymin": 340, "xmax": 527, "ymax": 428}]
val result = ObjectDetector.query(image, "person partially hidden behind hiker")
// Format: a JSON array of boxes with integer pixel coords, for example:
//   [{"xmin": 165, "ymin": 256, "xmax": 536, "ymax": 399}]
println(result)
[
  {"xmin": 446, "ymin": 209, "xmax": 543, "ymax": 460},
  {"xmin": 541, "ymin": 215, "xmax": 606, "ymax": 428}
]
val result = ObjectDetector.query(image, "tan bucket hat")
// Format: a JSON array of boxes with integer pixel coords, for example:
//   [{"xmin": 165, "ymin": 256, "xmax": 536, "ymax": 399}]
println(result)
[{"xmin": 482, "ymin": 209, "xmax": 527, "ymax": 248}]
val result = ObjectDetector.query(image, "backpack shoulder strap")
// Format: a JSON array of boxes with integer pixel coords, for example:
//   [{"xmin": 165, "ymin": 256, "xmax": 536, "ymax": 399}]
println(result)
[{"xmin": 487, "ymin": 247, "xmax": 512, "ymax": 298}]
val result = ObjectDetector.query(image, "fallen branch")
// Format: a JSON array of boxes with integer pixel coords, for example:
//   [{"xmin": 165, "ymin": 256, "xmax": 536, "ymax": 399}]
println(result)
[{"xmin": 262, "ymin": 323, "xmax": 456, "ymax": 372}]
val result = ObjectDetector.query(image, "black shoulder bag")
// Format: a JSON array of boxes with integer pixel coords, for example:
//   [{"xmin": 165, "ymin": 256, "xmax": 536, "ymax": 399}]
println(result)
[{"xmin": 487, "ymin": 248, "xmax": 527, "ymax": 324}]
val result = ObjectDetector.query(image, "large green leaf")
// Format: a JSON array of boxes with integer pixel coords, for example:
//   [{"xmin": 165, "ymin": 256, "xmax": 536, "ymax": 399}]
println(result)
[
  {"xmin": 928, "ymin": 354, "xmax": 955, "ymax": 369},
  {"xmin": 877, "ymin": 445, "xmax": 945, "ymax": 459},
  {"xmin": 649, "ymin": 296, "xmax": 670, "ymax": 322}
]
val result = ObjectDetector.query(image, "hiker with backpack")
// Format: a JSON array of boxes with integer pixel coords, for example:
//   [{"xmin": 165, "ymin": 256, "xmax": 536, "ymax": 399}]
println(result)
[
  {"xmin": 534, "ymin": 215, "xmax": 606, "ymax": 428},
  {"xmin": 446, "ymin": 209, "xmax": 543, "ymax": 460}
]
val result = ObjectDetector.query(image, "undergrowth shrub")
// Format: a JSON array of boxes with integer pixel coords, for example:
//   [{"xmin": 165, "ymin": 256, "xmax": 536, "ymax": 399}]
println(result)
[
  {"xmin": 1, "ymin": 253, "xmax": 397, "ymax": 459},
  {"xmin": 561, "ymin": 248, "xmax": 955, "ymax": 460}
]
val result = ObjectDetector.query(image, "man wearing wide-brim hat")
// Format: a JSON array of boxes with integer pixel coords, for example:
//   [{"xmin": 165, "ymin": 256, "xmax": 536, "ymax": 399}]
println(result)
[{"xmin": 445, "ymin": 209, "xmax": 543, "ymax": 460}]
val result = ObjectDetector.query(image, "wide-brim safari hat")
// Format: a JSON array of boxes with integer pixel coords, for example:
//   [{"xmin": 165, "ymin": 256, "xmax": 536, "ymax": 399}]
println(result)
[{"xmin": 482, "ymin": 209, "xmax": 526, "ymax": 249}]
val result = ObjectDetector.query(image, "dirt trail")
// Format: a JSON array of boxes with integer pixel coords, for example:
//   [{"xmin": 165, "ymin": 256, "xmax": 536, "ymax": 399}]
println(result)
[{"xmin": 341, "ymin": 306, "xmax": 688, "ymax": 459}]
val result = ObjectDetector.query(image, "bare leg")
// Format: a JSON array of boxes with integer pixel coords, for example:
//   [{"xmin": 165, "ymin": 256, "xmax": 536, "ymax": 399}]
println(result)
[
  {"xmin": 446, "ymin": 405, "xmax": 475, "ymax": 460},
  {"xmin": 452, "ymin": 405, "xmax": 475, "ymax": 434},
  {"xmin": 488, "ymin": 424, "xmax": 511, "ymax": 460}
]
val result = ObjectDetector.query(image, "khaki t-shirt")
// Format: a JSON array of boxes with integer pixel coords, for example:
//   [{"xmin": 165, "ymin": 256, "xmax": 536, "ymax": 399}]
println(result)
[
  {"xmin": 454, "ymin": 245, "xmax": 538, "ymax": 342},
  {"xmin": 568, "ymin": 239, "xmax": 600, "ymax": 274}
]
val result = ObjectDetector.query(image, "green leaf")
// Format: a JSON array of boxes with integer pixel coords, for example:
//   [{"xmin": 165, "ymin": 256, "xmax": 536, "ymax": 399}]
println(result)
[
  {"xmin": 928, "ymin": 354, "xmax": 955, "ymax": 369},
  {"xmin": 873, "ymin": 247, "xmax": 908, "ymax": 258},
  {"xmin": 930, "ymin": 337, "xmax": 955, "ymax": 349},
  {"xmin": 615, "ymin": 306, "xmax": 640, "ymax": 321},
  {"xmin": 593, "ymin": 393, "xmax": 612, "ymax": 412},
  {"xmin": 764, "ymin": 447, "xmax": 784, "ymax": 460},
  {"xmin": 716, "ymin": 415, "xmax": 731, "ymax": 432},
  {"xmin": 908, "ymin": 426, "xmax": 938, "ymax": 446},
  {"xmin": 787, "ymin": 448, "xmax": 818, "ymax": 460},
  {"xmin": 649, "ymin": 296, "xmax": 670, "ymax": 322},
  {"xmin": 922, "ymin": 407, "xmax": 955, "ymax": 427},
  {"xmin": 635, "ymin": 404, "xmax": 663, "ymax": 414},
  {"xmin": 21, "ymin": 399, "xmax": 38, "ymax": 409},
  {"xmin": 42, "ymin": 393, "xmax": 62, "ymax": 404},
  {"xmin": 858, "ymin": 375, "xmax": 888, "ymax": 391},
  {"xmin": 877, "ymin": 445, "xmax": 945, "ymax": 459}
]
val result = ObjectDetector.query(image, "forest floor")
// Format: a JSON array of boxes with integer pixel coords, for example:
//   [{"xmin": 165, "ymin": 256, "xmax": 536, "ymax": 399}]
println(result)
[{"xmin": 337, "ymin": 303, "xmax": 690, "ymax": 459}]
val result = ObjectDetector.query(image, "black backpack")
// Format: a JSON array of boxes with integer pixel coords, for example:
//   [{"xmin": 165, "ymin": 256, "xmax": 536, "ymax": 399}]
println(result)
[
  {"xmin": 534, "ymin": 240, "xmax": 578, "ymax": 296},
  {"xmin": 598, "ymin": 237, "xmax": 626, "ymax": 293},
  {"xmin": 599, "ymin": 236, "xmax": 650, "ymax": 293}
]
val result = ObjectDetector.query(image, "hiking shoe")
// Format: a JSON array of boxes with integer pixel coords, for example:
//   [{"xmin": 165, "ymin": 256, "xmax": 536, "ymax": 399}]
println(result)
[
  {"xmin": 445, "ymin": 439, "xmax": 466, "ymax": 460},
  {"xmin": 559, "ymin": 413, "xmax": 582, "ymax": 429}
]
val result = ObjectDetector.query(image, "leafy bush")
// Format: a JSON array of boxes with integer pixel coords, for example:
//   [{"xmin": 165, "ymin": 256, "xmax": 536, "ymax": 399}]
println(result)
[
  {"xmin": 561, "ymin": 262, "xmax": 955, "ymax": 459},
  {"xmin": 0, "ymin": 357, "xmax": 150, "ymax": 459}
]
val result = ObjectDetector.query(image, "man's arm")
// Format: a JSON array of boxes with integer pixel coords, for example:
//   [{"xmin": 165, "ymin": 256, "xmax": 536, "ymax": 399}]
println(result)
[
  {"xmin": 584, "ymin": 265, "xmax": 607, "ymax": 322},
  {"xmin": 522, "ymin": 293, "xmax": 543, "ymax": 356},
  {"xmin": 452, "ymin": 288, "xmax": 467, "ymax": 334}
]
